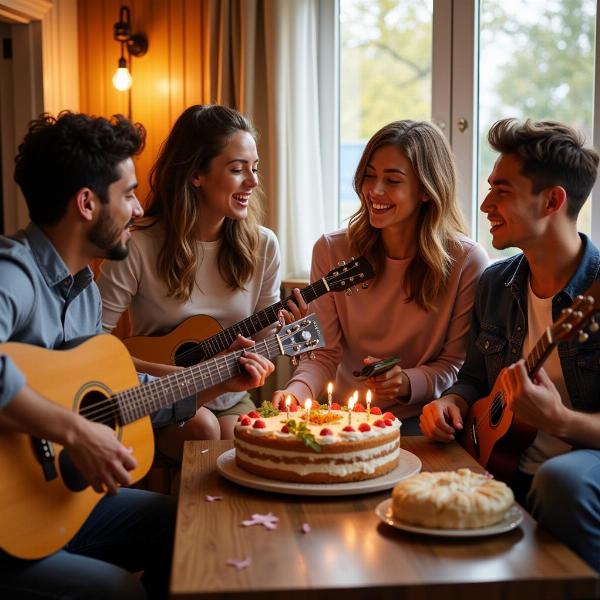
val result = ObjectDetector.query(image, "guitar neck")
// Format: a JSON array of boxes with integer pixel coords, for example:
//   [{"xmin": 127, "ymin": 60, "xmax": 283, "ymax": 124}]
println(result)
[
  {"xmin": 525, "ymin": 328, "xmax": 555, "ymax": 378},
  {"xmin": 196, "ymin": 280, "xmax": 328, "ymax": 358},
  {"xmin": 115, "ymin": 335, "xmax": 282, "ymax": 425}
]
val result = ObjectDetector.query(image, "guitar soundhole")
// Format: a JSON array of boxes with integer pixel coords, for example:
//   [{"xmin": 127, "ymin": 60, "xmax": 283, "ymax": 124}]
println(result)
[
  {"xmin": 58, "ymin": 390, "xmax": 118, "ymax": 493},
  {"xmin": 79, "ymin": 391, "xmax": 118, "ymax": 429},
  {"xmin": 489, "ymin": 393, "xmax": 505, "ymax": 427},
  {"xmin": 175, "ymin": 343, "xmax": 206, "ymax": 367}
]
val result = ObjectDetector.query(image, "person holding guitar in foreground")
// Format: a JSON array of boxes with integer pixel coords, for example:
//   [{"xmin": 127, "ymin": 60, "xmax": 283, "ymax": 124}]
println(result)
[
  {"xmin": 420, "ymin": 118, "xmax": 600, "ymax": 571},
  {"xmin": 0, "ymin": 112, "xmax": 274, "ymax": 599},
  {"xmin": 273, "ymin": 121, "xmax": 488, "ymax": 433},
  {"xmin": 98, "ymin": 105, "xmax": 306, "ymax": 456}
]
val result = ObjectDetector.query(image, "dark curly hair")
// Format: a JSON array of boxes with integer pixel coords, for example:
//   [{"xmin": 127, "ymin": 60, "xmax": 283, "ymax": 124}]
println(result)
[
  {"xmin": 14, "ymin": 111, "xmax": 146, "ymax": 225},
  {"xmin": 488, "ymin": 118, "xmax": 599, "ymax": 219}
]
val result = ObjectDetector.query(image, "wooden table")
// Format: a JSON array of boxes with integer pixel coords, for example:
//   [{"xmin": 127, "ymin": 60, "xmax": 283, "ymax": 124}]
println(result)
[{"xmin": 171, "ymin": 438, "xmax": 598, "ymax": 600}]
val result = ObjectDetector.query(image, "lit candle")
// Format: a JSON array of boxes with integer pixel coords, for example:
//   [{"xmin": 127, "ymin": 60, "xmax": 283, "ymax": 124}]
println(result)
[
  {"xmin": 348, "ymin": 396, "xmax": 356, "ymax": 426},
  {"xmin": 327, "ymin": 382, "xmax": 333, "ymax": 411},
  {"xmin": 305, "ymin": 398, "xmax": 312, "ymax": 424},
  {"xmin": 285, "ymin": 395, "xmax": 291, "ymax": 420},
  {"xmin": 366, "ymin": 389, "xmax": 372, "ymax": 422},
  {"xmin": 353, "ymin": 390, "xmax": 359, "ymax": 405}
]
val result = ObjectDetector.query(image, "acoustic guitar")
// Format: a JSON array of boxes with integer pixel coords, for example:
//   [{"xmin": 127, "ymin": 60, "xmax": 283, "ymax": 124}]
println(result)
[
  {"xmin": 461, "ymin": 280, "xmax": 600, "ymax": 485},
  {"xmin": 0, "ymin": 315, "xmax": 324, "ymax": 560},
  {"xmin": 123, "ymin": 256, "xmax": 373, "ymax": 367}
]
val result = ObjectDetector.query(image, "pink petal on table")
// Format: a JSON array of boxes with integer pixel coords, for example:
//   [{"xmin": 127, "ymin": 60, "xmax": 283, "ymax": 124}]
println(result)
[
  {"xmin": 226, "ymin": 557, "xmax": 251, "ymax": 570},
  {"xmin": 241, "ymin": 512, "xmax": 279, "ymax": 530},
  {"xmin": 204, "ymin": 495, "xmax": 223, "ymax": 502},
  {"xmin": 301, "ymin": 523, "xmax": 311, "ymax": 534}
]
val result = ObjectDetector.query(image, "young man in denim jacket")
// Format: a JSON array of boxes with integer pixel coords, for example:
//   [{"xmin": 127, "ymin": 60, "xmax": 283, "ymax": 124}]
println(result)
[{"xmin": 420, "ymin": 118, "xmax": 600, "ymax": 571}]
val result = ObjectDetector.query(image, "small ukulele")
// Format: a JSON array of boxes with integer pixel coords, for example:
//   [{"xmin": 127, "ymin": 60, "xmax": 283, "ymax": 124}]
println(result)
[
  {"xmin": 124, "ymin": 256, "xmax": 373, "ymax": 367},
  {"xmin": 461, "ymin": 280, "xmax": 600, "ymax": 484}
]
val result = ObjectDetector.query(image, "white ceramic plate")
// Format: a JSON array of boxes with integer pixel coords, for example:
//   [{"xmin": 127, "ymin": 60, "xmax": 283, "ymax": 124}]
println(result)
[
  {"xmin": 216, "ymin": 448, "xmax": 422, "ymax": 497},
  {"xmin": 375, "ymin": 497, "xmax": 524, "ymax": 537}
]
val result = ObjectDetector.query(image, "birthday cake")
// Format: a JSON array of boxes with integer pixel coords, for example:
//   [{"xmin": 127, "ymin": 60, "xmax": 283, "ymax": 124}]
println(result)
[
  {"xmin": 391, "ymin": 468, "xmax": 514, "ymax": 529},
  {"xmin": 233, "ymin": 403, "xmax": 401, "ymax": 483}
]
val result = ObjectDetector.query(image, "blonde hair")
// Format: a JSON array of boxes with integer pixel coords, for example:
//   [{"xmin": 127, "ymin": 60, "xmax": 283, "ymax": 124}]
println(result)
[
  {"xmin": 140, "ymin": 105, "xmax": 261, "ymax": 300},
  {"xmin": 348, "ymin": 120, "xmax": 467, "ymax": 311}
]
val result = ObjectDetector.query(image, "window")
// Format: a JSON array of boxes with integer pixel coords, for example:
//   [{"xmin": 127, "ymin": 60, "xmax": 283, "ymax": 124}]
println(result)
[
  {"xmin": 477, "ymin": 0, "xmax": 596, "ymax": 258},
  {"xmin": 337, "ymin": 0, "xmax": 599, "ymax": 250},
  {"xmin": 339, "ymin": 0, "xmax": 433, "ymax": 226}
]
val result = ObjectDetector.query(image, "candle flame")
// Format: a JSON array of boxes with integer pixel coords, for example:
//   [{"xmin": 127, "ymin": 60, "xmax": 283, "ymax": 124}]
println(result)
[
  {"xmin": 366, "ymin": 390, "xmax": 372, "ymax": 404},
  {"xmin": 348, "ymin": 397, "xmax": 356, "ymax": 411},
  {"xmin": 304, "ymin": 399, "xmax": 312, "ymax": 411},
  {"xmin": 285, "ymin": 395, "xmax": 291, "ymax": 408},
  {"xmin": 327, "ymin": 382, "xmax": 333, "ymax": 394}
]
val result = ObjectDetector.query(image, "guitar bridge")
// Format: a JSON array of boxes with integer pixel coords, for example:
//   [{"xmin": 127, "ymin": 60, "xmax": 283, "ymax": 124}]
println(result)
[{"xmin": 31, "ymin": 437, "xmax": 58, "ymax": 481}]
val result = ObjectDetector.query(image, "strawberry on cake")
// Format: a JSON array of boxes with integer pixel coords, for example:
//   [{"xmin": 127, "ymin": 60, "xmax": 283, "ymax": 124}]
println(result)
[{"xmin": 233, "ymin": 402, "xmax": 401, "ymax": 483}]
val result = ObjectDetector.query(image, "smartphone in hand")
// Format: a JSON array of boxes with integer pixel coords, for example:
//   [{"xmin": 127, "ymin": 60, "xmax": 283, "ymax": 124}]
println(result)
[{"xmin": 353, "ymin": 356, "xmax": 401, "ymax": 378}]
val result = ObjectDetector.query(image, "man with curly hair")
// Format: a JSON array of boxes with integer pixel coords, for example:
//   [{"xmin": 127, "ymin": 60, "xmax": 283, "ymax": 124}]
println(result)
[{"xmin": 0, "ymin": 111, "xmax": 171, "ymax": 599}]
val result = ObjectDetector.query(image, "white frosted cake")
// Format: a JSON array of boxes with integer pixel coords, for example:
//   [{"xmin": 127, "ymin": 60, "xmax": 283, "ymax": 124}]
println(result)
[
  {"xmin": 392, "ymin": 468, "xmax": 515, "ymax": 529},
  {"xmin": 233, "ymin": 403, "xmax": 401, "ymax": 483}
]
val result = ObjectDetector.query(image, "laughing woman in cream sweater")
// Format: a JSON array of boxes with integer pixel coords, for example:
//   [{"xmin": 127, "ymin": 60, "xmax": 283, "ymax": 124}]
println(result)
[{"xmin": 98, "ymin": 105, "xmax": 305, "ymax": 459}]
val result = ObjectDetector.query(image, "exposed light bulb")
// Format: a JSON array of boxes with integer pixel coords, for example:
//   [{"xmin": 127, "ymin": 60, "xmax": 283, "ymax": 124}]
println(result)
[{"xmin": 112, "ymin": 57, "xmax": 132, "ymax": 91}]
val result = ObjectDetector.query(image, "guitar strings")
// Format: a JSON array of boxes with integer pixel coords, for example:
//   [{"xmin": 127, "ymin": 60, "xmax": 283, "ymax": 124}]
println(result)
[
  {"xmin": 76, "ymin": 337, "xmax": 286, "ymax": 424},
  {"xmin": 78, "ymin": 339, "xmax": 274, "ymax": 423},
  {"xmin": 469, "ymin": 337, "xmax": 546, "ymax": 438}
]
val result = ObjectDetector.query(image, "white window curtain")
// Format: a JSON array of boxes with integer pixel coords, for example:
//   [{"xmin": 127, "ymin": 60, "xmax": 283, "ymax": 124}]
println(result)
[{"xmin": 262, "ymin": 0, "xmax": 337, "ymax": 279}]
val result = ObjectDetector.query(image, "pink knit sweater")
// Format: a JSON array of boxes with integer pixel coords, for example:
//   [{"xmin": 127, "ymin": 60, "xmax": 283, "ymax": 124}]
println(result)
[{"xmin": 285, "ymin": 230, "xmax": 489, "ymax": 419}]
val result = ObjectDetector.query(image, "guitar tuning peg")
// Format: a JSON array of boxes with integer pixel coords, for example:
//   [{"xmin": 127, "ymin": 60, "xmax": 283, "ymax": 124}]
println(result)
[
  {"xmin": 590, "ymin": 318, "xmax": 599, "ymax": 333},
  {"xmin": 338, "ymin": 259, "xmax": 346, "ymax": 267},
  {"xmin": 362, "ymin": 283, "xmax": 369, "ymax": 289},
  {"xmin": 579, "ymin": 330, "xmax": 590, "ymax": 343},
  {"xmin": 345, "ymin": 288, "xmax": 352, "ymax": 296},
  {"xmin": 308, "ymin": 351, "xmax": 315, "ymax": 360},
  {"xmin": 290, "ymin": 356, "xmax": 299, "ymax": 367}
]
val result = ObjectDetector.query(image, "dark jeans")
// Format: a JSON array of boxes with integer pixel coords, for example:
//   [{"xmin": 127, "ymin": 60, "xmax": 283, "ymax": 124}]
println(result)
[{"xmin": 0, "ymin": 488, "xmax": 176, "ymax": 600}]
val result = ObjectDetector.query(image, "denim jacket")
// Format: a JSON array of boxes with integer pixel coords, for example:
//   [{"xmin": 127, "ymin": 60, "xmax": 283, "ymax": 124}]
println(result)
[{"xmin": 446, "ymin": 234, "xmax": 600, "ymax": 413}]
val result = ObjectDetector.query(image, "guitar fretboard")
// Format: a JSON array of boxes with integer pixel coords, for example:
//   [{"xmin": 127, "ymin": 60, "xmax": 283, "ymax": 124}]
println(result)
[
  {"xmin": 525, "ymin": 328, "xmax": 554, "ymax": 378},
  {"xmin": 192, "ymin": 279, "xmax": 329, "ymax": 360},
  {"xmin": 115, "ymin": 337, "xmax": 281, "ymax": 425}
]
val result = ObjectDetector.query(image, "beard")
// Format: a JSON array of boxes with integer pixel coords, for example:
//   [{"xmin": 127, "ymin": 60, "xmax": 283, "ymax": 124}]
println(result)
[{"xmin": 87, "ymin": 205, "xmax": 130, "ymax": 261}]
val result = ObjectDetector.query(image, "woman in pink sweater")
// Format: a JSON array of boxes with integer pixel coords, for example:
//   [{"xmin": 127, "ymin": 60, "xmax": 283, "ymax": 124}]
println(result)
[{"xmin": 273, "ymin": 120, "xmax": 489, "ymax": 433}]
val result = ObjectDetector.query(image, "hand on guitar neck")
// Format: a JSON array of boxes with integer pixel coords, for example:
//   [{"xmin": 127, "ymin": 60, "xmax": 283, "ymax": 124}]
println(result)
[{"xmin": 132, "ymin": 334, "xmax": 275, "ymax": 409}]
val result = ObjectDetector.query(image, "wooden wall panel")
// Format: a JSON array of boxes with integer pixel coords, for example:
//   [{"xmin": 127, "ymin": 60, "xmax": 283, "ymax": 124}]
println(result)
[{"xmin": 78, "ymin": 0, "xmax": 212, "ymax": 205}]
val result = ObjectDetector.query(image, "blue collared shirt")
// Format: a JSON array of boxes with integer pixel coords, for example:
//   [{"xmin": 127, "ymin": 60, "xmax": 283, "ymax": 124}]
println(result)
[
  {"xmin": 446, "ymin": 233, "xmax": 600, "ymax": 413},
  {"xmin": 0, "ymin": 223, "xmax": 195, "ymax": 426}
]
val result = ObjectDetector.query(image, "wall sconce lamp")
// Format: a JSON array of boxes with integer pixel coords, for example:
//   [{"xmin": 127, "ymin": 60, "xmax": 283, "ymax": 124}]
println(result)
[{"xmin": 112, "ymin": 6, "xmax": 148, "ymax": 92}]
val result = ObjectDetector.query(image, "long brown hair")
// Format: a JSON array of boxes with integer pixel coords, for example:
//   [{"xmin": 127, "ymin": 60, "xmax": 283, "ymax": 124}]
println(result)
[
  {"xmin": 141, "ymin": 105, "xmax": 261, "ymax": 300},
  {"xmin": 348, "ymin": 120, "xmax": 467, "ymax": 311}
]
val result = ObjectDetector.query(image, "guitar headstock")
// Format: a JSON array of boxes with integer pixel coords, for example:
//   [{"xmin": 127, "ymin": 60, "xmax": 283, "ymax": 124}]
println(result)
[
  {"xmin": 552, "ymin": 280, "xmax": 600, "ymax": 344},
  {"xmin": 324, "ymin": 256, "xmax": 374, "ymax": 294},
  {"xmin": 277, "ymin": 313, "xmax": 326, "ymax": 359}
]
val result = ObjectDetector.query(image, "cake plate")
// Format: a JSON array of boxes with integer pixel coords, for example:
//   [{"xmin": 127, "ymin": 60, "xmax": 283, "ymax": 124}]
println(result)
[
  {"xmin": 375, "ymin": 498, "xmax": 524, "ymax": 537},
  {"xmin": 216, "ymin": 448, "xmax": 422, "ymax": 496}
]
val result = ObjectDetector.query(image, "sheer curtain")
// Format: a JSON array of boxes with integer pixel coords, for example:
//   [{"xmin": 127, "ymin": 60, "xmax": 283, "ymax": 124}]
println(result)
[{"xmin": 262, "ymin": 0, "xmax": 333, "ymax": 278}]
